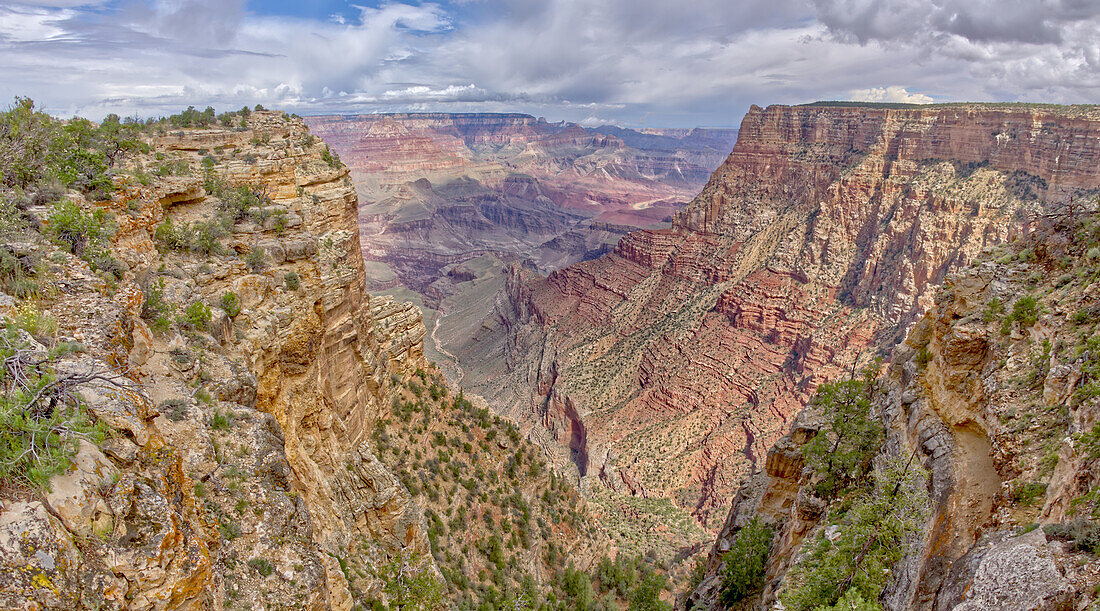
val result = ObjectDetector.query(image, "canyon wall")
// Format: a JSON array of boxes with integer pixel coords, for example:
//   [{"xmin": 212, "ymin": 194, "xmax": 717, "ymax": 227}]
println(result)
[
  {"xmin": 455, "ymin": 103, "xmax": 1100, "ymax": 530},
  {"xmin": 689, "ymin": 205, "xmax": 1100, "ymax": 609},
  {"xmin": 0, "ymin": 112, "xmax": 430, "ymax": 609}
]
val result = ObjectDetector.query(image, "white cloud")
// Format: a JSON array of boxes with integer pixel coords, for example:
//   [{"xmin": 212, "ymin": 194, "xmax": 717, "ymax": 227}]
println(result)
[
  {"xmin": 0, "ymin": 0, "xmax": 1096, "ymax": 125},
  {"xmin": 848, "ymin": 86, "xmax": 934, "ymax": 104}
]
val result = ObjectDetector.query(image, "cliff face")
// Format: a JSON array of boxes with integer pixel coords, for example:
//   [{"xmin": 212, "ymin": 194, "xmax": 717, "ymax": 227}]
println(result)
[
  {"xmin": 0, "ymin": 112, "xmax": 430, "ymax": 609},
  {"xmin": 691, "ymin": 204, "xmax": 1100, "ymax": 609},
  {"xmin": 456, "ymin": 104, "xmax": 1100, "ymax": 531}
]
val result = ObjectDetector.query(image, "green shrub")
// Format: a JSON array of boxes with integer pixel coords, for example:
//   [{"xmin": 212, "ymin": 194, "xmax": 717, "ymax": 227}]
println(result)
[
  {"xmin": 0, "ymin": 325, "xmax": 106, "ymax": 490},
  {"xmin": 210, "ymin": 410, "xmax": 233, "ymax": 430},
  {"xmin": 283, "ymin": 270, "xmax": 299, "ymax": 291},
  {"xmin": 153, "ymin": 217, "xmax": 194, "ymax": 252},
  {"xmin": 780, "ymin": 458, "xmax": 929, "ymax": 611},
  {"xmin": 718, "ymin": 518, "xmax": 774, "ymax": 607},
  {"xmin": 983, "ymin": 297, "xmax": 1005, "ymax": 323},
  {"xmin": 249, "ymin": 205, "xmax": 271, "ymax": 226},
  {"xmin": 219, "ymin": 186, "xmax": 266, "ymax": 222},
  {"xmin": 141, "ymin": 278, "xmax": 172, "ymax": 320},
  {"xmin": 1078, "ymin": 423, "xmax": 1100, "ymax": 460},
  {"xmin": 1001, "ymin": 295, "xmax": 1040, "ymax": 334},
  {"xmin": 248, "ymin": 558, "xmax": 275, "ymax": 577},
  {"xmin": 218, "ymin": 517, "xmax": 240, "ymax": 540},
  {"xmin": 816, "ymin": 589, "xmax": 883, "ymax": 611},
  {"xmin": 802, "ymin": 365, "xmax": 884, "ymax": 499},
  {"xmin": 321, "ymin": 145, "xmax": 341, "ymax": 169},
  {"xmin": 46, "ymin": 200, "xmax": 114, "ymax": 259},
  {"xmin": 192, "ymin": 218, "xmax": 228, "ymax": 255},
  {"xmin": 151, "ymin": 316, "xmax": 172, "ymax": 334},
  {"xmin": 0, "ymin": 237, "xmax": 38, "ymax": 298},
  {"xmin": 1012, "ymin": 481, "xmax": 1048, "ymax": 506},
  {"xmin": 1072, "ymin": 308, "xmax": 1096, "ymax": 326},
  {"xmin": 182, "ymin": 301, "xmax": 211, "ymax": 332},
  {"xmin": 220, "ymin": 291, "xmax": 241, "ymax": 317},
  {"xmin": 628, "ymin": 571, "xmax": 670, "ymax": 611},
  {"xmin": 562, "ymin": 565, "xmax": 595, "ymax": 609},
  {"xmin": 1074, "ymin": 335, "xmax": 1100, "ymax": 401},
  {"xmin": 371, "ymin": 549, "xmax": 443, "ymax": 609},
  {"xmin": 915, "ymin": 345, "xmax": 932, "ymax": 368},
  {"xmin": 159, "ymin": 398, "xmax": 189, "ymax": 422},
  {"xmin": 272, "ymin": 208, "xmax": 288, "ymax": 234},
  {"xmin": 1044, "ymin": 519, "xmax": 1100, "ymax": 554},
  {"xmin": 245, "ymin": 246, "xmax": 265, "ymax": 272}
]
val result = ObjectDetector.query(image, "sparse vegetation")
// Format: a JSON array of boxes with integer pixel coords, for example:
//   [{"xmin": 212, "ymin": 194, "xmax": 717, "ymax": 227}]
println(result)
[
  {"xmin": 0, "ymin": 323, "xmax": 107, "ymax": 490},
  {"xmin": 46, "ymin": 200, "xmax": 123, "ymax": 279},
  {"xmin": 248, "ymin": 558, "xmax": 275, "ymax": 577},
  {"xmin": 283, "ymin": 270, "xmax": 300, "ymax": 291},
  {"xmin": 153, "ymin": 216, "xmax": 228, "ymax": 255},
  {"xmin": 220, "ymin": 291, "xmax": 241, "ymax": 317},
  {"xmin": 781, "ymin": 457, "xmax": 929, "ymax": 611},
  {"xmin": 321, "ymin": 145, "xmax": 341, "ymax": 169},
  {"xmin": 181, "ymin": 301, "xmax": 211, "ymax": 332},
  {"xmin": 1044, "ymin": 519, "xmax": 1100, "ymax": 555},
  {"xmin": 245, "ymin": 245, "xmax": 265, "ymax": 272},
  {"xmin": 801, "ymin": 364, "xmax": 885, "ymax": 500},
  {"xmin": 1001, "ymin": 295, "xmax": 1040, "ymax": 335},
  {"xmin": 1012, "ymin": 481, "xmax": 1048, "ymax": 506},
  {"xmin": 367, "ymin": 549, "xmax": 444, "ymax": 609},
  {"xmin": 718, "ymin": 518, "xmax": 774, "ymax": 607}
]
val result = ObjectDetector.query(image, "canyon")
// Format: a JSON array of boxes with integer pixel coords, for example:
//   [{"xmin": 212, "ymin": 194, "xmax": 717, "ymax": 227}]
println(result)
[
  {"xmin": 0, "ymin": 108, "xmax": 614, "ymax": 609},
  {"xmin": 2, "ymin": 99, "xmax": 1099, "ymax": 609},
  {"xmin": 303, "ymin": 114, "xmax": 736, "ymax": 381},
  {"xmin": 449, "ymin": 103, "xmax": 1100, "ymax": 537},
  {"xmin": 1, "ymin": 110, "xmax": 434, "ymax": 609}
]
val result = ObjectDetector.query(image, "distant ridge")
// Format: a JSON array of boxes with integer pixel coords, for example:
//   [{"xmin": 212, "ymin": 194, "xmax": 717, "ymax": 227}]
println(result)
[{"xmin": 800, "ymin": 100, "xmax": 1100, "ymax": 115}]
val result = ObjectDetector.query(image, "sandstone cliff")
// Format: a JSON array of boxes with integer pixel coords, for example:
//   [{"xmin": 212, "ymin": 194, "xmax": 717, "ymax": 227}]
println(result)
[
  {"xmin": 689, "ymin": 202, "xmax": 1100, "ymax": 610},
  {"xmin": 0, "ymin": 105, "xmax": 640, "ymax": 610},
  {"xmin": 0, "ymin": 110, "xmax": 431, "ymax": 609},
  {"xmin": 454, "ymin": 103, "xmax": 1100, "ymax": 538}
]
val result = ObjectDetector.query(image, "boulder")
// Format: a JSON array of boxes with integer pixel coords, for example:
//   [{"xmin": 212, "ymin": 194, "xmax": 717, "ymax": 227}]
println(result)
[
  {"xmin": 43, "ymin": 440, "xmax": 118, "ymax": 536},
  {"xmin": 937, "ymin": 529, "xmax": 1073, "ymax": 611}
]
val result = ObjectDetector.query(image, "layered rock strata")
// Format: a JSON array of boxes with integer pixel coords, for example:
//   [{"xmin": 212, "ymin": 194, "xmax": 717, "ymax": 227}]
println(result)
[
  {"xmin": 304, "ymin": 113, "xmax": 737, "ymax": 300},
  {"xmin": 689, "ymin": 205, "xmax": 1100, "ymax": 609},
  {"xmin": 0, "ymin": 111, "xmax": 429, "ymax": 609},
  {"xmin": 456, "ymin": 104, "xmax": 1100, "ymax": 529}
]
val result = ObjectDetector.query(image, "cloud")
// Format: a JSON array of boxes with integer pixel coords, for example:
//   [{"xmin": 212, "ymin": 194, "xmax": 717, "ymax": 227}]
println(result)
[
  {"xmin": 812, "ymin": 0, "xmax": 1099, "ymax": 45},
  {"xmin": 0, "ymin": 0, "xmax": 1096, "ymax": 126},
  {"xmin": 848, "ymin": 86, "xmax": 933, "ymax": 104}
]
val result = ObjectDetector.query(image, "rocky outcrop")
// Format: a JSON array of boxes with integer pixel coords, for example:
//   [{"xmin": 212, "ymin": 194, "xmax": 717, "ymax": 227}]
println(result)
[
  {"xmin": 456, "ymin": 103, "xmax": 1100, "ymax": 532},
  {"xmin": 0, "ymin": 111, "xmax": 431, "ymax": 609},
  {"xmin": 690, "ymin": 204, "xmax": 1100, "ymax": 609}
]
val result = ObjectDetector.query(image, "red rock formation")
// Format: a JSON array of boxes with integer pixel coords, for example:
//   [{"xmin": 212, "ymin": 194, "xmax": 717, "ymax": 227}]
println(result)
[{"xmin": 457, "ymin": 103, "xmax": 1100, "ymax": 529}]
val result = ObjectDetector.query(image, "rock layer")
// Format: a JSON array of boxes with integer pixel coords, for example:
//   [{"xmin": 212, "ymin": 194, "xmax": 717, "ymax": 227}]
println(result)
[
  {"xmin": 456, "ymin": 103, "xmax": 1100, "ymax": 529},
  {"xmin": 0, "ymin": 111, "xmax": 430, "ymax": 609},
  {"xmin": 690, "ymin": 204, "xmax": 1100, "ymax": 609}
]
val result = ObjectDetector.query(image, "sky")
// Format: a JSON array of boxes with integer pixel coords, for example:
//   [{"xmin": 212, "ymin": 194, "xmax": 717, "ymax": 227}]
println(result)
[{"xmin": 0, "ymin": 0, "xmax": 1097, "ymax": 128}]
